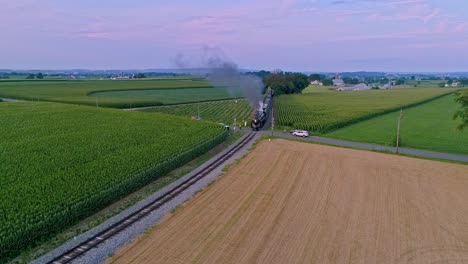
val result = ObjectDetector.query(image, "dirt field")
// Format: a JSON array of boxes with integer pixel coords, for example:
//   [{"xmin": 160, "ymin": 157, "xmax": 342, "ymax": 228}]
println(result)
[{"xmin": 107, "ymin": 139, "xmax": 468, "ymax": 264}]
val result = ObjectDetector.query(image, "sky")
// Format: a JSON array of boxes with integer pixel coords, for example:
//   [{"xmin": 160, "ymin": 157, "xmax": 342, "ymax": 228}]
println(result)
[{"xmin": 1, "ymin": 0, "xmax": 468, "ymax": 72}]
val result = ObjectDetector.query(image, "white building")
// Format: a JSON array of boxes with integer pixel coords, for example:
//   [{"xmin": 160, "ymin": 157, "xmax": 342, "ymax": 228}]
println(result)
[
  {"xmin": 333, "ymin": 74, "xmax": 345, "ymax": 86},
  {"xmin": 344, "ymin": 83, "xmax": 370, "ymax": 91},
  {"xmin": 310, "ymin": 80, "xmax": 323, "ymax": 86}
]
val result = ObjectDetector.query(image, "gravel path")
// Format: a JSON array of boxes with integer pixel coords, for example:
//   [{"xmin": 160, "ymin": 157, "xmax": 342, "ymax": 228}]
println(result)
[
  {"xmin": 32, "ymin": 132, "xmax": 260, "ymax": 264},
  {"xmin": 263, "ymin": 131, "xmax": 468, "ymax": 163}
]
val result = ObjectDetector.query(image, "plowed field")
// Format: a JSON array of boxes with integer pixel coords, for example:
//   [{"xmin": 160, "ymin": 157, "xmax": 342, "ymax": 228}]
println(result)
[{"xmin": 107, "ymin": 139, "xmax": 468, "ymax": 264}]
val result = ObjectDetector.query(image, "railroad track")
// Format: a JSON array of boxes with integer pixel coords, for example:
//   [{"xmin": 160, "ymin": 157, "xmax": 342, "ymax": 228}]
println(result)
[{"xmin": 47, "ymin": 132, "xmax": 256, "ymax": 264}]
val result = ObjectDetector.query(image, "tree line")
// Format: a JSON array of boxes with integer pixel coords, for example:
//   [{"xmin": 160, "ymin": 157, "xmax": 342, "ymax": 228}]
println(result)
[
  {"xmin": 26, "ymin": 73, "xmax": 44, "ymax": 79},
  {"xmin": 454, "ymin": 90, "xmax": 468, "ymax": 130},
  {"xmin": 247, "ymin": 71, "xmax": 309, "ymax": 95}
]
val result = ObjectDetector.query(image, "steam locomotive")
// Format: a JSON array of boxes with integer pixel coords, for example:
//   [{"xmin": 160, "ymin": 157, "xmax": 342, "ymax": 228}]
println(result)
[{"xmin": 251, "ymin": 90, "xmax": 273, "ymax": 131}]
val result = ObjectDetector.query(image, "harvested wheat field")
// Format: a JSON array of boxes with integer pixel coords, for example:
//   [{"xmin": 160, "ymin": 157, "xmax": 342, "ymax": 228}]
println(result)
[{"xmin": 107, "ymin": 139, "xmax": 468, "ymax": 264}]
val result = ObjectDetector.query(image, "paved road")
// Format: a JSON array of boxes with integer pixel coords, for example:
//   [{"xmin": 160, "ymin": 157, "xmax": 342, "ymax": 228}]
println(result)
[{"xmin": 261, "ymin": 131, "xmax": 468, "ymax": 163}]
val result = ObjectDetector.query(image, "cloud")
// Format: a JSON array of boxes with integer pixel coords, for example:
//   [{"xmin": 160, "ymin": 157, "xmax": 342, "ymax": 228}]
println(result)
[
  {"xmin": 329, "ymin": 0, "xmax": 425, "ymax": 5},
  {"xmin": 333, "ymin": 29, "xmax": 433, "ymax": 41},
  {"xmin": 423, "ymin": 8, "xmax": 441, "ymax": 23},
  {"xmin": 368, "ymin": 4, "xmax": 441, "ymax": 23},
  {"xmin": 455, "ymin": 22, "xmax": 468, "ymax": 33}
]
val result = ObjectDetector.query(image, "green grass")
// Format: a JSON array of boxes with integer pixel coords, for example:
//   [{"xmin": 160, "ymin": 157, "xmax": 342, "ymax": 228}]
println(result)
[
  {"xmin": 275, "ymin": 88, "xmax": 457, "ymax": 133},
  {"xmin": 398, "ymin": 80, "xmax": 442, "ymax": 89},
  {"xmin": 302, "ymin": 84, "xmax": 335, "ymax": 93},
  {"xmin": 0, "ymin": 78, "xmax": 238, "ymax": 108},
  {"xmin": 141, "ymin": 99, "xmax": 253, "ymax": 125},
  {"xmin": 0, "ymin": 101, "xmax": 227, "ymax": 261},
  {"xmin": 326, "ymin": 94, "xmax": 468, "ymax": 155}
]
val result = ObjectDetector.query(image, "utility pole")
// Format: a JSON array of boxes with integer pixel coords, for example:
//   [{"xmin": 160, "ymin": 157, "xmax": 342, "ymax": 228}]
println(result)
[
  {"xmin": 233, "ymin": 97, "xmax": 237, "ymax": 131},
  {"xmin": 197, "ymin": 95, "xmax": 200, "ymax": 120},
  {"xmin": 396, "ymin": 108, "xmax": 403, "ymax": 154},
  {"xmin": 271, "ymin": 97, "xmax": 274, "ymax": 137}
]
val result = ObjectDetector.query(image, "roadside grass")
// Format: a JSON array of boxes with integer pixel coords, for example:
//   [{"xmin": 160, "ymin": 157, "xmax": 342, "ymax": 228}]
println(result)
[{"xmin": 325, "ymin": 94, "xmax": 468, "ymax": 155}]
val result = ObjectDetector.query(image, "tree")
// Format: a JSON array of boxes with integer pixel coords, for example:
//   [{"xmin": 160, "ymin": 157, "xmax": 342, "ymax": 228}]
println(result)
[
  {"xmin": 36, "ymin": 72, "xmax": 44, "ymax": 79},
  {"xmin": 411, "ymin": 76, "xmax": 416, "ymax": 80},
  {"xmin": 343, "ymin": 77, "xmax": 359, "ymax": 85},
  {"xmin": 380, "ymin": 77, "xmax": 389, "ymax": 85},
  {"xmin": 246, "ymin": 70, "xmax": 271, "ymax": 78},
  {"xmin": 454, "ymin": 90, "xmax": 468, "ymax": 130},
  {"xmin": 26, "ymin": 74, "xmax": 35, "ymax": 79},
  {"xmin": 308, "ymin": 74, "xmax": 321, "ymax": 81},
  {"xmin": 134, "ymin": 73, "xmax": 146, "ymax": 79},
  {"xmin": 395, "ymin": 79, "xmax": 405, "ymax": 85},
  {"xmin": 263, "ymin": 72, "xmax": 309, "ymax": 95},
  {"xmin": 322, "ymin": 79, "xmax": 333, "ymax": 86},
  {"xmin": 438, "ymin": 82, "xmax": 446, "ymax": 88}
]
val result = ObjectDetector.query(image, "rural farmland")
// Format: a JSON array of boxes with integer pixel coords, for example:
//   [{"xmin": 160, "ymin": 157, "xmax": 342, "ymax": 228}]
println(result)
[
  {"xmin": 142, "ymin": 99, "xmax": 253, "ymax": 125},
  {"xmin": 327, "ymin": 94, "xmax": 468, "ymax": 155},
  {"xmin": 275, "ymin": 88, "xmax": 457, "ymax": 133},
  {"xmin": 0, "ymin": 79, "xmax": 239, "ymax": 108},
  {"xmin": 4, "ymin": 1, "xmax": 468, "ymax": 263},
  {"xmin": 107, "ymin": 139, "xmax": 468, "ymax": 264},
  {"xmin": 0, "ymin": 101, "xmax": 227, "ymax": 261}
]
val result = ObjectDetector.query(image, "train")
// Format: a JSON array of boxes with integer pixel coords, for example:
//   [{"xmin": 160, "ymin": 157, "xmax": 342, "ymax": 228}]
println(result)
[{"xmin": 251, "ymin": 89, "xmax": 273, "ymax": 131}]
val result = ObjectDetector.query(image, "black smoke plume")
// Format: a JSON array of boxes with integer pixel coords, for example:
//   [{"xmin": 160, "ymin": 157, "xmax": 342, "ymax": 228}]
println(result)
[{"xmin": 174, "ymin": 47, "xmax": 264, "ymax": 110}]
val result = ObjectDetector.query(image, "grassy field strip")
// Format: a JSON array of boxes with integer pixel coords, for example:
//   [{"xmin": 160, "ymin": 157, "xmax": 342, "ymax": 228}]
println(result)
[
  {"xmin": 275, "ymin": 88, "xmax": 458, "ymax": 133},
  {"xmin": 326, "ymin": 94, "xmax": 468, "ymax": 155}
]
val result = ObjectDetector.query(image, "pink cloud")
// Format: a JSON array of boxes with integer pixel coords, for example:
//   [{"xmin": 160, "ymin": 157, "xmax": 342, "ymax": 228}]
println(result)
[
  {"xmin": 368, "ymin": 5, "xmax": 440, "ymax": 23},
  {"xmin": 456, "ymin": 22, "xmax": 468, "ymax": 33}
]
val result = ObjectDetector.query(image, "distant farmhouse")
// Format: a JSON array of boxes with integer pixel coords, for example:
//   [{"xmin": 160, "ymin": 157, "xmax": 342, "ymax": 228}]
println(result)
[
  {"xmin": 333, "ymin": 73, "xmax": 370, "ymax": 91},
  {"xmin": 345, "ymin": 83, "xmax": 370, "ymax": 91},
  {"xmin": 332, "ymin": 74, "xmax": 345, "ymax": 86},
  {"xmin": 452, "ymin": 81, "xmax": 461, "ymax": 87},
  {"xmin": 310, "ymin": 80, "xmax": 323, "ymax": 86},
  {"xmin": 381, "ymin": 83, "xmax": 394, "ymax": 90}
]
